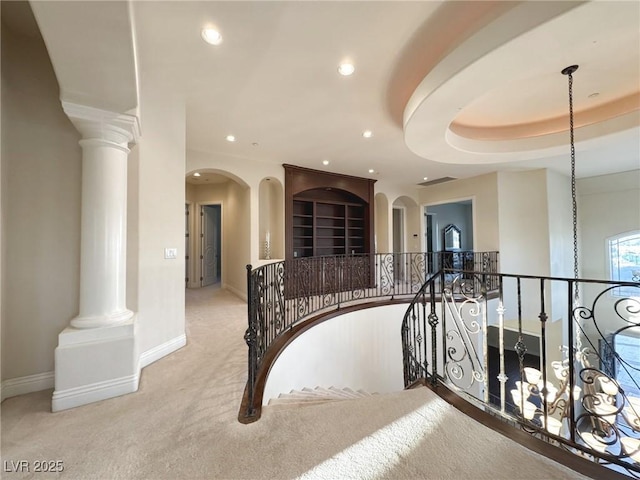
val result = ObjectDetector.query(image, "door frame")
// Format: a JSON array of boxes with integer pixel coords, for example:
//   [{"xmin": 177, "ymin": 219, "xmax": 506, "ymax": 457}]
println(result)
[
  {"xmin": 196, "ymin": 202, "xmax": 223, "ymax": 288},
  {"xmin": 185, "ymin": 202, "xmax": 194, "ymax": 288},
  {"xmin": 424, "ymin": 211, "xmax": 437, "ymax": 273},
  {"xmin": 422, "ymin": 196, "xmax": 476, "ymax": 252},
  {"xmin": 392, "ymin": 206, "xmax": 406, "ymax": 283}
]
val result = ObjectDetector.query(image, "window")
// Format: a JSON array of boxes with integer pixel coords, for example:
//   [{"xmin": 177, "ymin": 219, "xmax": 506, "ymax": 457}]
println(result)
[{"xmin": 608, "ymin": 231, "xmax": 640, "ymax": 297}]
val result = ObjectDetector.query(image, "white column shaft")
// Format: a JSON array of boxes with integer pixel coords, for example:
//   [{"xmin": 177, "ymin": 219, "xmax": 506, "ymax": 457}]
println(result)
[
  {"xmin": 73, "ymin": 138, "xmax": 132, "ymax": 328},
  {"xmin": 63, "ymin": 102, "xmax": 140, "ymax": 329}
]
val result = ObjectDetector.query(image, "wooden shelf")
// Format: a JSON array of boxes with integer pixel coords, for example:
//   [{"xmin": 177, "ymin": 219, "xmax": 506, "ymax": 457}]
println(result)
[
  {"xmin": 286, "ymin": 166, "xmax": 375, "ymax": 288},
  {"xmin": 291, "ymin": 196, "xmax": 363, "ymax": 258}
]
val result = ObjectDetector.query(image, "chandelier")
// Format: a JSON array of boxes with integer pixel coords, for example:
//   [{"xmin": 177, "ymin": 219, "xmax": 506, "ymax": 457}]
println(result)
[{"xmin": 509, "ymin": 65, "xmax": 640, "ymax": 467}]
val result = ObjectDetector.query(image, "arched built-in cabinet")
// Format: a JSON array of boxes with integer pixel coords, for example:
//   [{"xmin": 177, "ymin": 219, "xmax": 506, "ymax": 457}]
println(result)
[
  {"xmin": 284, "ymin": 165, "xmax": 376, "ymax": 296},
  {"xmin": 284, "ymin": 165, "xmax": 376, "ymax": 261}
]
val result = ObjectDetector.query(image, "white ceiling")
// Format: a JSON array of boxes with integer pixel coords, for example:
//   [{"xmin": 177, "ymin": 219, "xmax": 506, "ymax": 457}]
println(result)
[{"xmin": 13, "ymin": 1, "xmax": 640, "ymax": 187}]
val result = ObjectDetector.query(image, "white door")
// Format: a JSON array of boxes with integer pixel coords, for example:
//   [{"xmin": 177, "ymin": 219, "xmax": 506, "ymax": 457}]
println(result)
[{"xmin": 201, "ymin": 205, "xmax": 221, "ymax": 286}]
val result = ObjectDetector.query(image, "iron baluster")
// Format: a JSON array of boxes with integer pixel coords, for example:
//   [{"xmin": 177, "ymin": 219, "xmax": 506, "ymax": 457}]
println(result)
[
  {"xmin": 482, "ymin": 273, "xmax": 489, "ymax": 405},
  {"xmin": 429, "ymin": 276, "xmax": 438, "ymax": 386},
  {"xmin": 539, "ymin": 278, "xmax": 549, "ymax": 428},
  {"xmin": 497, "ymin": 276, "xmax": 507, "ymax": 414},
  {"xmin": 514, "ymin": 278, "xmax": 527, "ymax": 419}
]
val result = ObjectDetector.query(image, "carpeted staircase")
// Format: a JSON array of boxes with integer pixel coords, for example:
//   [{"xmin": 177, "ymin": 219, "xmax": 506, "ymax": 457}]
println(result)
[{"xmin": 267, "ymin": 386, "xmax": 377, "ymax": 408}]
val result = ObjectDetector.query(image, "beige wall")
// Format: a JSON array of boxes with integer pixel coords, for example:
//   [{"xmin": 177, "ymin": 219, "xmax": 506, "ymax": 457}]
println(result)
[
  {"xmin": 578, "ymin": 169, "xmax": 640, "ymax": 338},
  {"xmin": 186, "ymin": 180, "xmax": 251, "ymax": 297},
  {"xmin": 546, "ymin": 170, "xmax": 573, "ymax": 280},
  {"xmin": 498, "ymin": 170, "xmax": 551, "ymax": 278},
  {"xmin": 1, "ymin": 22, "xmax": 82, "ymax": 381},
  {"xmin": 418, "ymin": 173, "xmax": 499, "ymax": 252},
  {"xmin": 374, "ymin": 193, "xmax": 390, "ymax": 253},
  {"xmin": 258, "ymin": 178, "xmax": 284, "ymax": 260},
  {"xmin": 578, "ymin": 169, "xmax": 640, "ymax": 281},
  {"xmin": 127, "ymin": 144, "xmax": 140, "ymax": 311},
  {"xmin": 135, "ymin": 78, "xmax": 186, "ymax": 355},
  {"xmin": 187, "ymin": 149, "xmax": 283, "ymax": 266},
  {"xmin": 268, "ymin": 180, "xmax": 284, "ymax": 260},
  {"xmin": 226, "ymin": 181, "xmax": 252, "ymax": 298},
  {"xmin": 545, "ymin": 169, "xmax": 573, "ymax": 326},
  {"xmin": 375, "ymin": 181, "xmax": 421, "ymax": 254},
  {"xmin": 392, "ymin": 196, "xmax": 421, "ymax": 252}
]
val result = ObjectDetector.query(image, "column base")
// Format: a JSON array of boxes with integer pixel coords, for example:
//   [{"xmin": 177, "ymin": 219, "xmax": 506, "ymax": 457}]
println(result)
[
  {"xmin": 52, "ymin": 315, "xmax": 139, "ymax": 412},
  {"xmin": 70, "ymin": 308, "xmax": 134, "ymax": 329}
]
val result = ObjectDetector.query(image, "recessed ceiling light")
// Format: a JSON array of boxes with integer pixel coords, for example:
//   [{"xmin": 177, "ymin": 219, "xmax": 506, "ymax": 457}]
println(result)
[
  {"xmin": 202, "ymin": 27, "xmax": 222, "ymax": 46},
  {"xmin": 368, "ymin": 169, "xmax": 375, "ymax": 174},
  {"xmin": 226, "ymin": 135, "xmax": 236, "ymax": 142},
  {"xmin": 193, "ymin": 172, "xmax": 201, "ymax": 177},
  {"xmin": 338, "ymin": 63, "xmax": 355, "ymax": 76},
  {"xmin": 322, "ymin": 160, "xmax": 330, "ymax": 166},
  {"xmin": 362, "ymin": 130, "xmax": 373, "ymax": 138},
  {"xmin": 423, "ymin": 177, "xmax": 428, "ymax": 181}
]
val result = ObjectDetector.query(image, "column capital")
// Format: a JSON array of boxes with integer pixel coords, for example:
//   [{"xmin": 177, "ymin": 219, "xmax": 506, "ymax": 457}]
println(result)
[{"xmin": 62, "ymin": 101, "xmax": 141, "ymax": 146}]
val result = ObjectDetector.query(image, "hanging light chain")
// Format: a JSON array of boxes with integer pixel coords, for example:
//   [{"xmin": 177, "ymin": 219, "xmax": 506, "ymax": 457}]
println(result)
[{"xmin": 562, "ymin": 65, "xmax": 579, "ymax": 301}]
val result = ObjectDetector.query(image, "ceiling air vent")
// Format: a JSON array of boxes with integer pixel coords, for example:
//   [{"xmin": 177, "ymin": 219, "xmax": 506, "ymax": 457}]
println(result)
[{"xmin": 418, "ymin": 176, "xmax": 457, "ymax": 187}]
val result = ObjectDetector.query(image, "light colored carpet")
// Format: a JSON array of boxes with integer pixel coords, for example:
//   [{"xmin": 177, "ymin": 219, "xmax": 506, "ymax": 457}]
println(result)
[{"xmin": 1, "ymin": 285, "xmax": 589, "ymax": 479}]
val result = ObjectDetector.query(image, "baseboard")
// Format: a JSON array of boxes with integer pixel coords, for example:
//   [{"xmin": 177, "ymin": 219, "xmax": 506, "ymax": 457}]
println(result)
[
  {"xmin": 1, "ymin": 371, "xmax": 55, "ymax": 402},
  {"xmin": 224, "ymin": 284, "xmax": 247, "ymax": 302},
  {"xmin": 51, "ymin": 373, "xmax": 139, "ymax": 412},
  {"xmin": 4, "ymin": 335, "xmax": 187, "ymax": 408},
  {"xmin": 139, "ymin": 333, "xmax": 187, "ymax": 369}
]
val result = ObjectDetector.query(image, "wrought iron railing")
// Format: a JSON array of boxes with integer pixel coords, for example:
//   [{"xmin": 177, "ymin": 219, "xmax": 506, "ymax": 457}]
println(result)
[
  {"xmin": 402, "ymin": 271, "xmax": 640, "ymax": 476},
  {"xmin": 241, "ymin": 251, "xmax": 499, "ymax": 420}
]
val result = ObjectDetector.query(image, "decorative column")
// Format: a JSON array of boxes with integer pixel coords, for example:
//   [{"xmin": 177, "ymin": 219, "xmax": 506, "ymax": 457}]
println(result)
[
  {"xmin": 62, "ymin": 102, "xmax": 140, "ymax": 328},
  {"xmin": 53, "ymin": 102, "xmax": 140, "ymax": 412}
]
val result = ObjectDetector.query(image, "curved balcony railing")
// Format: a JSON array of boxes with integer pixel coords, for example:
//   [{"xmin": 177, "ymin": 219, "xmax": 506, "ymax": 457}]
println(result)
[
  {"xmin": 239, "ymin": 251, "xmax": 499, "ymax": 422},
  {"xmin": 402, "ymin": 270, "xmax": 640, "ymax": 476}
]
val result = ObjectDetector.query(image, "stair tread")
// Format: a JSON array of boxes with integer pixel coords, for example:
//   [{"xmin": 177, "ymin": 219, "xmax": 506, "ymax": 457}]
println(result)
[
  {"xmin": 342, "ymin": 387, "xmax": 366, "ymax": 397},
  {"xmin": 279, "ymin": 391, "xmax": 328, "ymax": 399},
  {"xmin": 328, "ymin": 386, "xmax": 361, "ymax": 398},
  {"xmin": 302, "ymin": 387, "xmax": 338, "ymax": 398},
  {"xmin": 358, "ymin": 389, "xmax": 378, "ymax": 396},
  {"xmin": 269, "ymin": 386, "xmax": 379, "ymax": 407},
  {"xmin": 268, "ymin": 397, "xmax": 344, "ymax": 406},
  {"xmin": 267, "ymin": 399, "xmax": 343, "ymax": 408}
]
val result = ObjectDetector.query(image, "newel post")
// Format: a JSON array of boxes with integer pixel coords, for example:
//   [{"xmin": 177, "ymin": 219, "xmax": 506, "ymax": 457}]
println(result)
[{"xmin": 244, "ymin": 264, "xmax": 257, "ymax": 417}]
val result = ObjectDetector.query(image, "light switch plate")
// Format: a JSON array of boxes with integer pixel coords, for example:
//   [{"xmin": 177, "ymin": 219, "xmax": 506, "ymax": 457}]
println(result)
[{"xmin": 164, "ymin": 248, "xmax": 178, "ymax": 259}]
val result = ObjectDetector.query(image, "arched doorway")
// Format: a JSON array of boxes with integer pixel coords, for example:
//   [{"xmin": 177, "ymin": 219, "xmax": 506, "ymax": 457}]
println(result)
[{"xmin": 185, "ymin": 170, "xmax": 251, "ymax": 297}]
